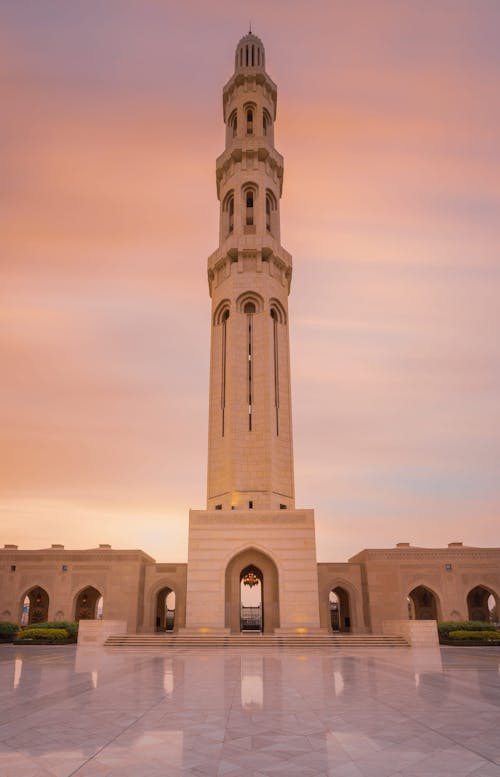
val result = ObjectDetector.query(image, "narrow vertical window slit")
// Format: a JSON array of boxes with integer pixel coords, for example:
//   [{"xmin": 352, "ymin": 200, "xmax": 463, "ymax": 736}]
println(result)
[
  {"xmin": 221, "ymin": 311, "xmax": 229, "ymax": 435},
  {"xmin": 272, "ymin": 310, "xmax": 279, "ymax": 435},
  {"xmin": 244, "ymin": 302, "xmax": 256, "ymax": 431}
]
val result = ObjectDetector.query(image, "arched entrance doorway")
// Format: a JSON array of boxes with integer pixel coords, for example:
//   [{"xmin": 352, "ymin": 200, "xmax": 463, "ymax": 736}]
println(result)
[
  {"xmin": 74, "ymin": 586, "xmax": 103, "ymax": 621},
  {"xmin": 408, "ymin": 585, "xmax": 439, "ymax": 620},
  {"xmin": 240, "ymin": 565, "xmax": 263, "ymax": 632},
  {"xmin": 21, "ymin": 587, "xmax": 49, "ymax": 625},
  {"xmin": 467, "ymin": 586, "xmax": 498, "ymax": 623},
  {"xmin": 225, "ymin": 548, "xmax": 279, "ymax": 634},
  {"xmin": 329, "ymin": 587, "xmax": 351, "ymax": 632},
  {"xmin": 156, "ymin": 588, "xmax": 176, "ymax": 631}
]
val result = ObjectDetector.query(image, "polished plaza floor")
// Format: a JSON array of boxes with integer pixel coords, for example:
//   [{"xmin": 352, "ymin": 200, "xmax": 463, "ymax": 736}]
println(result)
[{"xmin": 1, "ymin": 644, "xmax": 499, "ymax": 777}]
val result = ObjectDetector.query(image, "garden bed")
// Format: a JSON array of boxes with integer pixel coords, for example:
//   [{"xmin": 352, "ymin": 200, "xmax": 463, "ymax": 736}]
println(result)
[
  {"xmin": 13, "ymin": 637, "xmax": 77, "ymax": 646},
  {"xmin": 440, "ymin": 637, "xmax": 500, "ymax": 647}
]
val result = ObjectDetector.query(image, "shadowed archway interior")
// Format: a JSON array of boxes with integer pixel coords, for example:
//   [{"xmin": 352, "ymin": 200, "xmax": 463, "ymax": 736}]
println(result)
[
  {"xmin": 329, "ymin": 587, "xmax": 351, "ymax": 632},
  {"xmin": 156, "ymin": 587, "xmax": 176, "ymax": 632},
  {"xmin": 21, "ymin": 586, "xmax": 49, "ymax": 625},
  {"xmin": 225, "ymin": 548, "xmax": 279, "ymax": 634},
  {"xmin": 408, "ymin": 585, "xmax": 439, "ymax": 620},
  {"xmin": 74, "ymin": 586, "xmax": 102, "ymax": 621},
  {"xmin": 467, "ymin": 586, "xmax": 498, "ymax": 622}
]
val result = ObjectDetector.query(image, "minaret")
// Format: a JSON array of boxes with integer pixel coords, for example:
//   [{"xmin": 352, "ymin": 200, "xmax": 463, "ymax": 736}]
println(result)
[
  {"xmin": 207, "ymin": 32, "xmax": 294, "ymax": 512},
  {"xmin": 185, "ymin": 33, "xmax": 321, "ymax": 634}
]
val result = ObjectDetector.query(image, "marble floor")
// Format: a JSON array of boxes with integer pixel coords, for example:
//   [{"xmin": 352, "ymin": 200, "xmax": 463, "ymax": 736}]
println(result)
[{"xmin": 1, "ymin": 644, "xmax": 500, "ymax": 777}]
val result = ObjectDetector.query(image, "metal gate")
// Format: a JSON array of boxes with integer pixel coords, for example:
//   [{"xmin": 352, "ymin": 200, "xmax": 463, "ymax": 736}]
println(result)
[{"xmin": 240, "ymin": 604, "xmax": 262, "ymax": 631}]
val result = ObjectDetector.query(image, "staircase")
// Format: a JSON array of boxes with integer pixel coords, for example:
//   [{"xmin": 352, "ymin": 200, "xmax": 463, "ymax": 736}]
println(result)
[{"xmin": 104, "ymin": 632, "xmax": 409, "ymax": 649}]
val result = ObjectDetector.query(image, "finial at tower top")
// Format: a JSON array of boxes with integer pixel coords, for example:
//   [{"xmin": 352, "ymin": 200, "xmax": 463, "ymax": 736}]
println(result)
[{"xmin": 234, "ymin": 30, "xmax": 266, "ymax": 73}]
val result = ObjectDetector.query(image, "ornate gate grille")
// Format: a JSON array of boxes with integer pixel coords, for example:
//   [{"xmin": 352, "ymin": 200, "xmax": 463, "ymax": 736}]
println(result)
[{"xmin": 240, "ymin": 604, "xmax": 262, "ymax": 631}]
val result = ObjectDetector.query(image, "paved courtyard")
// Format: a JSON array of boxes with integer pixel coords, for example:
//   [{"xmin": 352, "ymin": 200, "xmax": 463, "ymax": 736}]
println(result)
[{"xmin": 1, "ymin": 644, "xmax": 499, "ymax": 777}]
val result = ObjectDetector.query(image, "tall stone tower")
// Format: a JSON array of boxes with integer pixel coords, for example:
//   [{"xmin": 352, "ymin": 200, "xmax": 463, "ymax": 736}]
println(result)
[
  {"xmin": 184, "ymin": 33, "xmax": 322, "ymax": 634},
  {"xmin": 206, "ymin": 32, "xmax": 294, "ymax": 512}
]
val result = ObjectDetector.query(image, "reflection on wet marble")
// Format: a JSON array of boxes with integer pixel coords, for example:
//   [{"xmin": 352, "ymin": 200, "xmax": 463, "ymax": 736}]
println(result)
[{"xmin": 1, "ymin": 644, "xmax": 500, "ymax": 776}]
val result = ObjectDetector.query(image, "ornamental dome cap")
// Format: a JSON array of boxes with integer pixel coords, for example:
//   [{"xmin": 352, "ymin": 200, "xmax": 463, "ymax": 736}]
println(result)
[{"xmin": 235, "ymin": 31, "xmax": 266, "ymax": 72}]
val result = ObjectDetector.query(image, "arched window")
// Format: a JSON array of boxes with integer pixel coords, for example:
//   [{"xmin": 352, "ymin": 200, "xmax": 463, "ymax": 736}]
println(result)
[
  {"xmin": 246, "ymin": 108, "xmax": 254, "ymax": 135},
  {"xmin": 222, "ymin": 190, "xmax": 234, "ymax": 237},
  {"xmin": 228, "ymin": 109, "xmax": 237, "ymax": 139},
  {"xmin": 263, "ymin": 109, "xmax": 272, "ymax": 137},
  {"xmin": 265, "ymin": 190, "xmax": 277, "ymax": 234},
  {"xmin": 246, "ymin": 190, "xmax": 254, "ymax": 225}
]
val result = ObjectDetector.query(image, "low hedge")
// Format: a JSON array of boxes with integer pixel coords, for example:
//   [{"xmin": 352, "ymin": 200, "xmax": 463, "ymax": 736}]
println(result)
[
  {"xmin": 16, "ymin": 628, "xmax": 69, "ymax": 641},
  {"xmin": 448, "ymin": 630, "xmax": 500, "ymax": 641},
  {"xmin": 28, "ymin": 621, "xmax": 79, "ymax": 636},
  {"xmin": 438, "ymin": 621, "xmax": 495, "ymax": 638},
  {"xmin": 0, "ymin": 621, "xmax": 19, "ymax": 636}
]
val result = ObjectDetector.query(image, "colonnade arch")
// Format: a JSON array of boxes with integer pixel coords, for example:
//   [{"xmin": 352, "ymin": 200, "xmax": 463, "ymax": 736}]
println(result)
[
  {"xmin": 467, "ymin": 585, "xmax": 498, "ymax": 623},
  {"xmin": 74, "ymin": 586, "xmax": 103, "ymax": 621},
  {"xmin": 407, "ymin": 585, "xmax": 440, "ymax": 620},
  {"xmin": 20, "ymin": 586, "xmax": 49, "ymax": 625}
]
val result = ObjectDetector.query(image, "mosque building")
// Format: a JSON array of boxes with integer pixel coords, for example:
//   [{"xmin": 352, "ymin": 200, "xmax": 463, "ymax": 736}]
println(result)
[{"xmin": 1, "ymin": 33, "xmax": 498, "ymax": 643}]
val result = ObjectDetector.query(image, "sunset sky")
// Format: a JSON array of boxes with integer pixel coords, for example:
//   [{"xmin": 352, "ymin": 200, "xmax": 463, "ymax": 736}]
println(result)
[{"xmin": 1, "ymin": 0, "xmax": 500, "ymax": 562}]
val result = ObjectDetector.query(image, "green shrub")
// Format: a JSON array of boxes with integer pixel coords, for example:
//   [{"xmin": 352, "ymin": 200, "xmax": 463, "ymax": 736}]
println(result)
[
  {"xmin": 0, "ymin": 621, "xmax": 19, "ymax": 636},
  {"xmin": 448, "ymin": 630, "xmax": 500, "ymax": 641},
  {"xmin": 17, "ymin": 628, "xmax": 69, "ymax": 641},
  {"xmin": 438, "ymin": 621, "xmax": 494, "ymax": 637},
  {"xmin": 28, "ymin": 621, "xmax": 79, "ymax": 636}
]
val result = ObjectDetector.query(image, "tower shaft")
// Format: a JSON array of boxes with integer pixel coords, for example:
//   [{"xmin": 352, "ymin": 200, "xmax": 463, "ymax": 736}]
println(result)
[{"xmin": 206, "ymin": 34, "xmax": 295, "ymax": 511}]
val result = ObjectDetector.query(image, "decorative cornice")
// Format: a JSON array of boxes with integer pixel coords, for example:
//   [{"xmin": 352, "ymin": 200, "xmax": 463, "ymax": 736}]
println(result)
[
  {"xmin": 216, "ymin": 145, "xmax": 284, "ymax": 198},
  {"xmin": 222, "ymin": 71, "xmax": 277, "ymax": 119}
]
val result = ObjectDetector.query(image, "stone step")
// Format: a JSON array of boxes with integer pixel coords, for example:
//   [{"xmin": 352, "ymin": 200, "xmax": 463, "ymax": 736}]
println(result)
[{"xmin": 104, "ymin": 633, "xmax": 409, "ymax": 648}]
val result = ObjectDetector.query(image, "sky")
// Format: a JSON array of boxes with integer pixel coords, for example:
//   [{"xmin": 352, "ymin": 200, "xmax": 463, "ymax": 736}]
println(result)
[{"xmin": 1, "ymin": 0, "xmax": 500, "ymax": 562}]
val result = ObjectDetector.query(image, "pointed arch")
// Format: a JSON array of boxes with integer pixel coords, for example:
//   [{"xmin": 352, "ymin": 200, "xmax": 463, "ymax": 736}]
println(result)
[
  {"xmin": 263, "ymin": 108, "xmax": 272, "ymax": 137},
  {"xmin": 222, "ymin": 189, "xmax": 235, "ymax": 236},
  {"xmin": 213, "ymin": 299, "xmax": 231, "ymax": 326},
  {"xmin": 243, "ymin": 102, "xmax": 256, "ymax": 135},
  {"xmin": 265, "ymin": 189, "xmax": 277, "ymax": 234},
  {"xmin": 241, "ymin": 182, "xmax": 258, "ymax": 227},
  {"xmin": 466, "ymin": 584, "xmax": 499, "ymax": 623},
  {"xmin": 20, "ymin": 586, "xmax": 49, "ymax": 625},
  {"xmin": 408, "ymin": 584, "xmax": 441, "ymax": 620},
  {"xmin": 269, "ymin": 298, "xmax": 287, "ymax": 325},
  {"xmin": 224, "ymin": 546, "xmax": 280, "ymax": 633},
  {"xmin": 236, "ymin": 291, "xmax": 264, "ymax": 314},
  {"xmin": 227, "ymin": 109, "xmax": 237, "ymax": 139},
  {"xmin": 73, "ymin": 585, "xmax": 103, "ymax": 621}
]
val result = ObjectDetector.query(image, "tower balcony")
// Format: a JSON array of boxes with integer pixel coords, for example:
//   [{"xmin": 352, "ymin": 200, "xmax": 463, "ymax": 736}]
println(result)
[
  {"xmin": 207, "ymin": 238, "xmax": 292, "ymax": 296},
  {"xmin": 216, "ymin": 144, "xmax": 284, "ymax": 198},
  {"xmin": 222, "ymin": 70, "xmax": 277, "ymax": 120}
]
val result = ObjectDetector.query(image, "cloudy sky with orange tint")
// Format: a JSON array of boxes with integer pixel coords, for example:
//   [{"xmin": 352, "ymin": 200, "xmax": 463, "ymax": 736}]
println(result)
[{"xmin": 1, "ymin": 1, "xmax": 500, "ymax": 561}]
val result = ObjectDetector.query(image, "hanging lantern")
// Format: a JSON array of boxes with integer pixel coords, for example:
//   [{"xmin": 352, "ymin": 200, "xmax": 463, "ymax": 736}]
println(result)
[{"xmin": 242, "ymin": 571, "xmax": 259, "ymax": 588}]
